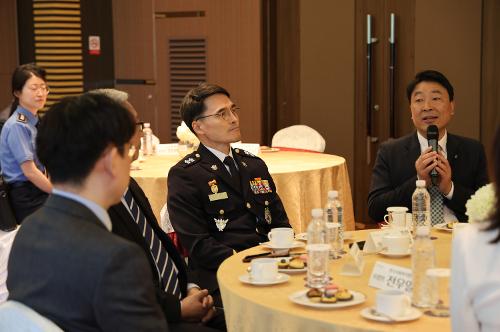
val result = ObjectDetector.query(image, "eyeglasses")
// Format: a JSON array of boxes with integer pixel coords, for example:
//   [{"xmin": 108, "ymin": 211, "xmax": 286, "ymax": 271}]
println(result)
[
  {"xmin": 195, "ymin": 106, "xmax": 240, "ymax": 122},
  {"xmin": 128, "ymin": 145, "xmax": 137, "ymax": 158},
  {"xmin": 26, "ymin": 84, "xmax": 49, "ymax": 95}
]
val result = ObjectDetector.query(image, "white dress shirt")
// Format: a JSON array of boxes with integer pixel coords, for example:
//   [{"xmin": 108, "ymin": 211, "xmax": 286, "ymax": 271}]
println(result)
[
  {"xmin": 451, "ymin": 223, "xmax": 500, "ymax": 332},
  {"xmin": 0, "ymin": 228, "xmax": 18, "ymax": 303},
  {"xmin": 416, "ymin": 131, "xmax": 458, "ymax": 222}
]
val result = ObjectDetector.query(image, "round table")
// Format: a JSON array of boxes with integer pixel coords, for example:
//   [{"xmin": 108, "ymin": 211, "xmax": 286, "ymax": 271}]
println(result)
[
  {"xmin": 217, "ymin": 229, "xmax": 452, "ymax": 332},
  {"xmin": 130, "ymin": 150, "xmax": 354, "ymax": 231}
]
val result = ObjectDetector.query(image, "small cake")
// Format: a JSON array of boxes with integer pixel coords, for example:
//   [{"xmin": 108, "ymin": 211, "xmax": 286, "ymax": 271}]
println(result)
[
  {"xmin": 324, "ymin": 288, "xmax": 336, "ymax": 297},
  {"xmin": 306, "ymin": 288, "xmax": 322, "ymax": 298},
  {"xmin": 320, "ymin": 292, "xmax": 337, "ymax": 303},
  {"xmin": 335, "ymin": 288, "xmax": 353, "ymax": 301},
  {"xmin": 324, "ymin": 283, "xmax": 339, "ymax": 291},
  {"xmin": 277, "ymin": 258, "xmax": 289, "ymax": 269},
  {"xmin": 299, "ymin": 254, "xmax": 308, "ymax": 262},
  {"xmin": 288, "ymin": 258, "xmax": 305, "ymax": 269},
  {"xmin": 446, "ymin": 222, "xmax": 455, "ymax": 229}
]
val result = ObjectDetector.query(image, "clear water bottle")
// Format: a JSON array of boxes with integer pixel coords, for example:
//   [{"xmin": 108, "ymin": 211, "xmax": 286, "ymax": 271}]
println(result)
[
  {"xmin": 411, "ymin": 226, "xmax": 435, "ymax": 307},
  {"xmin": 142, "ymin": 122, "xmax": 154, "ymax": 156},
  {"xmin": 307, "ymin": 208, "xmax": 330, "ymax": 288},
  {"xmin": 412, "ymin": 180, "xmax": 431, "ymax": 234},
  {"xmin": 324, "ymin": 190, "xmax": 344, "ymax": 243}
]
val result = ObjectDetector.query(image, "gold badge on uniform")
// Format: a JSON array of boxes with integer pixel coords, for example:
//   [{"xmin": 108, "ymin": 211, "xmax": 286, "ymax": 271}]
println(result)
[
  {"xmin": 249, "ymin": 178, "xmax": 273, "ymax": 194},
  {"xmin": 208, "ymin": 179, "xmax": 228, "ymax": 201},
  {"xmin": 264, "ymin": 200, "xmax": 272, "ymax": 224}
]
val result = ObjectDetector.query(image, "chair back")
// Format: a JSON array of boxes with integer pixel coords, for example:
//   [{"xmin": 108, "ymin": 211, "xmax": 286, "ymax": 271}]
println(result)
[
  {"xmin": 271, "ymin": 125, "xmax": 326, "ymax": 152},
  {"xmin": 0, "ymin": 300, "xmax": 63, "ymax": 332}
]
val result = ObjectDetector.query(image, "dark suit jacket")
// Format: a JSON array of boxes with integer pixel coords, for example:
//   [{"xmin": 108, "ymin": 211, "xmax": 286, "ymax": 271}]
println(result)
[
  {"xmin": 109, "ymin": 178, "xmax": 189, "ymax": 323},
  {"xmin": 7, "ymin": 194, "xmax": 168, "ymax": 332},
  {"xmin": 368, "ymin": 132, "xmax": 489, "ymax": 222},
  {"xmin": 167, "ymin": 145, "xmax": 290, "ymax": 293}
]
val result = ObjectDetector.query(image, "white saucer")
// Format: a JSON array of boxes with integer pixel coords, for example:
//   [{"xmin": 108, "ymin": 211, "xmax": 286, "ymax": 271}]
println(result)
[
  {"xmin": 378, "ymin": 248, "xmax": 411, "ymax": 258},
  {"xmin": 295, "ymin": 232, "xmax": 353, "ymax": 242},
  {"xmin": 260, "ymin": 241, "xmax": 305, "ymax": 250},
  {"xmin": 433, "ymin": 222, "xmax": 454, "ymax": 232},
  {"xmin": 360, "ymin": 307, "xmax": 422, "ymax": 322},
  {"xmin": 239, "ymin": 273, "xmax": 290, "ymax": 285},
  {"xmin": 289, "ymin": 289, "xmax": 366, "ymax": 309}
]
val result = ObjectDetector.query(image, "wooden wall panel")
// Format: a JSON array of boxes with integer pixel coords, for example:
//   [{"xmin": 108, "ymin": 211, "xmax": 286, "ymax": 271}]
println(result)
[
  {"xmin": 415, "ymin": 0, "xmax": 482, "ymax": 140},
  {"xmin": 0, "ymin": 0, "xmax": 18, "ymax": 115}
]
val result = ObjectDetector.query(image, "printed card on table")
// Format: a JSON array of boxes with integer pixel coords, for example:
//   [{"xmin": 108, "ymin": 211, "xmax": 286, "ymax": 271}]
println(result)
[
  {"xmin": 340, "ymin": 242, "xmax": 365, "ymax": 276},
  {"xmin": 368, "ymin": 261, "xmax": 413, "ymax": 294}
]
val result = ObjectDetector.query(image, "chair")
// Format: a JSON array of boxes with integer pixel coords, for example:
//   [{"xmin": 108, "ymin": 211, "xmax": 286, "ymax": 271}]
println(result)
[
  {"xmin": 160, "ymin": 203, "xmax": 189, "ymax": 258},
  {"xmin": 0, "ymin": 300, "xmax": 63, "ymax": 331},
  {"xmin": 271, "ymin": 125, "xmax": 326, "ymax": 152}
]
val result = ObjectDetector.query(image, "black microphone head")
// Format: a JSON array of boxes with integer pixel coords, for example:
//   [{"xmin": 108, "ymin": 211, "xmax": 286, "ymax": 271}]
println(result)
[{"xmin": 427, "ymin": 125, "xmax": 439, "ymax": 140}]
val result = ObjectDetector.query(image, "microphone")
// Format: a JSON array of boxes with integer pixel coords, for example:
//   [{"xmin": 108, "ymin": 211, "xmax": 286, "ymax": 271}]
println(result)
[{"xmin": 427, "ymin": 125, "xmax": 439, "ymax": 183}]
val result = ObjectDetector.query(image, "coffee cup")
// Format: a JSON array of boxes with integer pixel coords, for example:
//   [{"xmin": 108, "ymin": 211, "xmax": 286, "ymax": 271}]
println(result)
[
  {"xmin": 268, "ymin": 227, "xmax": 294, "ymax": 248},
  {"xmin": 376, "ymin": 289, "xmax": 411, "ymax": 317},
  {"xmin": 382, "ymin": 233, "xmax": 410, "ymax": 254},
  {"xmin": 384, "ymin": 207, "xmax": 409, "ymax": 228},
  {"xmin": 250, "ymin": 258, "xmax": 278, "ymax": 282}
]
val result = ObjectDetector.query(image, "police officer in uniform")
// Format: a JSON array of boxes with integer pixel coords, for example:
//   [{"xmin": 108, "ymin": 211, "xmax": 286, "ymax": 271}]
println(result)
[
  {"xmin": 167, "ymin": 83, "xmax": 291, "ymax": 306},
  {"xmin": 0, "ymin": 64, "xmax": 52, "ymax": 222}
]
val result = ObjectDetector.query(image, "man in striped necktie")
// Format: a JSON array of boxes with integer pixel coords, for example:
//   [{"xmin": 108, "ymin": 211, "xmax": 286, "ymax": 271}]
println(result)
[{"xmin": 93, "ymin": 89, "xmax": 225, "ymax": 331}]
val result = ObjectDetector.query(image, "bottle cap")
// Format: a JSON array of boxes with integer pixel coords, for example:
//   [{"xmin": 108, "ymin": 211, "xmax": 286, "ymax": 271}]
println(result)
[
  {"xmin": 144, "ymin": 122, "xmax": 151, "ymax": 128},
  {"xmin": 311, "ymin": 208, "xmax": 323, "ymax": 218},
  {"xmin": 416, "ymin": 180, "xmax": 426, "ymax": 187},
  {"xmin": 328, "ymin": 190, "xmax": 338, "ymax": 199}
]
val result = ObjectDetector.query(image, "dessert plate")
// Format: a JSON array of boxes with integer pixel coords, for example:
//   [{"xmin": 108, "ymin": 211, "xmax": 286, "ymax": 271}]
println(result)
[
  {"xmin": 275, "ymin": 257, "xmax": 307, "ymax": 274},
  {"xmin": 433, "ymin": 222, "xmax": 454, "ymax": 232},
  {"xmin": 289, "ymin": 289, "xmax": 366, "ymax": 309},
  {"xmin": 239, "ymin": 273, "xmax": 290, "ymax": 286},
  {"xmin": 360, "ymin": 307, "xmax": 422, "ymax": 322},
  {"xmin": 260, "ymin": 241, "xmax": 305, "ymax": 250}
]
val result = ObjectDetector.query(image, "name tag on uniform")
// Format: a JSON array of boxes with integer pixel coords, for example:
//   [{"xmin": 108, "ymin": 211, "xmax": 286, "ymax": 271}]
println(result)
[{"xmin": 209, "ymin": 192, "xmax": 228, "ymax": 201}]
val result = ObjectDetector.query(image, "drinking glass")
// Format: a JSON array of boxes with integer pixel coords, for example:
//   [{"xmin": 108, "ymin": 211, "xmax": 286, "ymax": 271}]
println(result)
[
  {"xmin": 426, "ymin": 268, "xmax": 450, "ymax": 317},
  {"xmin": 306, "ymin": 244, "xmax": 330, "ymax": 288}
]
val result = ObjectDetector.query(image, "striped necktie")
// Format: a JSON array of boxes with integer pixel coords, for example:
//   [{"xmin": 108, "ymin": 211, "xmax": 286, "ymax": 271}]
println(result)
[
  {"xmin": 429, "ymin": 185, "xmax": 444, "ymax": 225},
  {"xmin": 123, "ymin": 189, "xmax": 182, "ymax": 299}
]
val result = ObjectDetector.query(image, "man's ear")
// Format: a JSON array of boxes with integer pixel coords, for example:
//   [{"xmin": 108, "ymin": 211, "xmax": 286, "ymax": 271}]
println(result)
[
  {"xmin": 192, "ymin": 120, "xmax": 203, "ymax": 136},
  {"xmin": 450, "ymin": 100, "xmax": 455, "ymax": 115},
  {"xmin": 100, "ymin": 146, "xmax": 117, "ymax": 178}
]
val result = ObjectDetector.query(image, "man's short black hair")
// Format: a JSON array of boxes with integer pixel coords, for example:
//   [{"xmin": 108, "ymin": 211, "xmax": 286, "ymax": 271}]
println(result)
[
  {"xmin": 406, "ymin": 70, "xmax": 454, "ymax": 102},
  {"xmin": 180, "ymin": 83, "xmax": 230, "ymax": 132},
  {"xmin": 37, "ymin": 93, "xmax": 135, "ymax": 185}
]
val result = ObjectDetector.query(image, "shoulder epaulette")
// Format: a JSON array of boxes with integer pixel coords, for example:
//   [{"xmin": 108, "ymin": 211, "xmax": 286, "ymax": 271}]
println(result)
[
  {"xmin": 16, "ymin": 113, "xmax": 27, "ymax": 123},
  {"xmin": 233, "ymin": 148, "xmax": 259, "ymax": 159},
  {"xmin": 181, "ymin": 151, "xmax": 202, "ymax": 168}
]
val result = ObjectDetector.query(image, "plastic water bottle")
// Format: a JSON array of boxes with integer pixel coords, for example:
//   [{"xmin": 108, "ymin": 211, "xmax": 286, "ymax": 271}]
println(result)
[
  {"xmin": 143, "ymin": 122, "xmax": 154, "ymax": 156},
  {"xmin": 412, "ymin": 180, "xmax": 431, "ymax": 234},
  {"xmin": 307, "ymin": 208, "xmax": 330, "ymax": 288},
  {"xmin": 411, "ymin": 226, "xmax": 435, "ymax": 307},
  {"xmin": 324, "ymin": 190, "xmax": 344, "ymax": 241}
]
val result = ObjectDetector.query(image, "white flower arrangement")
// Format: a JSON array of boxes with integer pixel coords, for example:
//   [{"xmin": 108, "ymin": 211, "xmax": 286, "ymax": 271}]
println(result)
[
  {"xmin": 176, "ymin": 122, "xmax": 199, "ymax": 146},
  {"xmin": 465, "ymin": 183, "xmax": 497, "ymax": 224}
]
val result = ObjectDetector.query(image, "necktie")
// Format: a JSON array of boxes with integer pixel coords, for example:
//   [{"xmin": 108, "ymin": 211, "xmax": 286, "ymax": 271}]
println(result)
[
  {"xmin": 124, "ymin": 189, "xmax": 182, "ymax": 299},
  {"xmin": 429, "ymin": 185, "xmax": 444, "ymax": 225},
  {"xmin": 223, "ymin": 156, "xmax": 241, "ymax": 190}
]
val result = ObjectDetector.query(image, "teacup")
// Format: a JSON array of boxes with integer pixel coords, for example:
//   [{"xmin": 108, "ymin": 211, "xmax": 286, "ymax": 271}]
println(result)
[
  {"xmin": 384, "ymin": 207, "xmax": 409, "ymax": 228},
  {"xmin": 382, "ymin": 233, "xmax": 410, "ymax": 254},
  {"xmin": 268, "ymin": 227, "xmax": 294, "ymax": 248},
  {"xmin": 376, "ymin": 289, "xmax": 411, "ymax": 317},
  {"xmin": 250, "ymin": 258, "xmax": 278, "ymax": 282}
]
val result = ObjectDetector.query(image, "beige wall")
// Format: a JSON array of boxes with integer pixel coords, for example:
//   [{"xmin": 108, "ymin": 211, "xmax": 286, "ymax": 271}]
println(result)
[
  {"xmin": 299, "ymin": 0, "xmax": 355, "ymax": 183},
  {"xmin": 415, "ymin": 0, "xmax": 482, "ymax": 140}
]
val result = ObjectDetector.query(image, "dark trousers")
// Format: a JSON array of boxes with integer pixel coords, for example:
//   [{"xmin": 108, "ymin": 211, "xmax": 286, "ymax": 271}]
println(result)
[{"xmin": 9, "ymin": 181, "xmax": 48, "ymax": 223}]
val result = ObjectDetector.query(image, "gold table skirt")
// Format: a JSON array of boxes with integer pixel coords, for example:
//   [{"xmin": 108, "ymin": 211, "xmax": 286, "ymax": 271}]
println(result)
[
  {"xmin": 130, "ymin": 150, "xmax": 354, "ymax": 232},
  {"xmin": 217, "ymin": 229, "xmax": 452, "ymax": 332}
]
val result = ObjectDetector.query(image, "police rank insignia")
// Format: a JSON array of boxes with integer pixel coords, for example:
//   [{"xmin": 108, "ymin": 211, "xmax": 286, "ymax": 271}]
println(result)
[
  {"xmin": 211, "ymin": 164, "xmax": 218, "ymax": 171},
  {"xmin": 17, "ymin": 113, "xmax": 27, "ymax": 123},
  {"xmin": 264, "ymin": 200, "xmax": 272, "ymax": 224},
  {"xmin": 184, "ymin": 157, "xmax": 195, "ymax": 164},
  {"xmin": 214, "ymin": 217, "xmax": 228, "ymax": 231},
  {"xmin": 249, "ymin": 178, "xmax": 273, "ymax": 194},
  {"xmin": 208, "ymin": 179, "xmax": 228, "ymax": 201}
]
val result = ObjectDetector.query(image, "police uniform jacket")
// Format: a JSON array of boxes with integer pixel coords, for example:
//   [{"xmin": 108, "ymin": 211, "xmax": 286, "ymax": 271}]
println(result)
[{"xmin": 167, "ymin": 144, "xmax": 290, "ymax": 293}]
